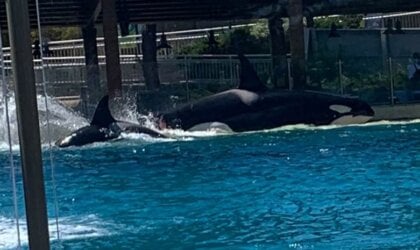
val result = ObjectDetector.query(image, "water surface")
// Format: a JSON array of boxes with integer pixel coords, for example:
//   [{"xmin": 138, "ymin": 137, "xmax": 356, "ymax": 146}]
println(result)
[{"xmin": 0, "ymin": 122, "xmax": 419, "ymax": 249}]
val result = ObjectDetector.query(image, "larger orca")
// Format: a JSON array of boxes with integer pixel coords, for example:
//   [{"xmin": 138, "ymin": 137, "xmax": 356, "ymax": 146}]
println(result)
[
  {"xmin": 56, "ymin": 96, "xmax": 166, "ymax": 148},
  {"xmin": 158, "ymin": 54, "xmax": 375, "ymax": 132}
]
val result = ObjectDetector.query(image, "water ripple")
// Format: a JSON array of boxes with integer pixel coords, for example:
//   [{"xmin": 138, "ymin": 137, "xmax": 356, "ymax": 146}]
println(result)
[{"xmin": 1, "ymin": 122, "xmax": 419, "ymax": 249}]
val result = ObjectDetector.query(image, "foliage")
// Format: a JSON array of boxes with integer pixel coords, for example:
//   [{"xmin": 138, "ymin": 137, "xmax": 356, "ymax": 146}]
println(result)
[
  {"xmin": 178, "ymin": 39, "xmax": 209, "ymax": 55},
  {"xmin": 178, "ymin": 20, "xmax": 270, "ymax": 55},
  {"xmin": 307, "ymin": 54, "xmax": 410, "ymax": 104},
  {"xmin": 31, "ymin": 26, "xmax": 82, "ymax": 42},
  {"xmin": 314, "ymin": 15, "xmax": 365, "ymax": 29},
  {"xmin": 307, "ymin": 54, "xmax": 340, "ymax": 91},
  {"xmin": 1, "ymin": 26, "xmax": 81, "ymax": 47}
]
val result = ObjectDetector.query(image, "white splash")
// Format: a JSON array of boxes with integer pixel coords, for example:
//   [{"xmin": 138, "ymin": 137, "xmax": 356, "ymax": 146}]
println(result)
[
  {"xmin": 0, "ymin": 214, "xmax": 115, "ymax": 249},
  {"xmin": 119, "ymin": 132, "xmax": 177, "ymax": 142},
  {"xmin": 0, "ymin": 94, "xmax": 88, "ymax": 148},
  {"xmin": 119, "ymin": 128, "xmax": 226, "ymax": 143},
  {"xmin": 162, "ymin": 128, "xmax": 229, "ymax": 138}
]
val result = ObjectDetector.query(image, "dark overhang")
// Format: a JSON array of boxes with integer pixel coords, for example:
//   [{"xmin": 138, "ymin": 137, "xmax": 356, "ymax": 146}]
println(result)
[{"xmin": 0, "ymin": 0, "xmax": 419, "ymax": 30}]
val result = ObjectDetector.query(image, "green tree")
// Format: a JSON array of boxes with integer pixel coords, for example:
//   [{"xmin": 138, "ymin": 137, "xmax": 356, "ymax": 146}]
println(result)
[
  {"xmin": 178, "ymin": 20, "xmax": 270, "ymax": 55},
  {"xmin": 31, "ymin": 26, "xmax": 82, "ymax": 42},
  {"xmin": 314, "ymin": 15, "xmax": 364, "ymax": 29}
]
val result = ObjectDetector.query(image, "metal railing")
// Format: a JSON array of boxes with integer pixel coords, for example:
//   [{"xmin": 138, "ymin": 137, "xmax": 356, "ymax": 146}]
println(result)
[
  {"xmin": 0, "ymin": 23, "xmax": 257, "ymax": 60},
  {"xmin": 0, "ymin": 53, "xmax": 417, "ymax": 106},
  {"xmin": 306, "ymin": 56, "xmax": 417, "ymax": 105},
  {"xmin": 0, "ymin": 54, "xmax": 273, "ymax": 98}
]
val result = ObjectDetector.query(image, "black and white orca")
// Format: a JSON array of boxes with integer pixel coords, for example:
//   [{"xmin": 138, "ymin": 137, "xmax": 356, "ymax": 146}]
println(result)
[
  {"xmin": 158, "ymin": 54, "xmax": 375, "ymax": 132},
  {"xmin": 56, "ymin": 96, "xmax": 166, "ymax": 148}
]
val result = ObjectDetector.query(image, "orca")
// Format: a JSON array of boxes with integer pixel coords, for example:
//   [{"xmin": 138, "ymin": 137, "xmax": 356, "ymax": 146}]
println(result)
[
  {"xmin": 56, "ymin": 96, "xmax": 166, "ymax": 148},
  {"xmin": 158, "ymin": 54, "xmax": 375, "ymax": 132}
]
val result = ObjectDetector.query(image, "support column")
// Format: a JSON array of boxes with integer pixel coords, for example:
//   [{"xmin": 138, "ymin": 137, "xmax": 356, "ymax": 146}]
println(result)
[
  {"xmin": 288, "ymin": 0, "xmax": 306, "ymax": 90},
  {"xmin": 82, "ymin": 24, "xmax": 101, "ymax": 115},
  {"xmin": 269, "ymin": 16, "xmax": 288, "ymax": 89},
  {"xmin": 142, "ymin": 24, "xmax": 160, "ymax": 90},
  {"xmin": 102, "ymin": 0, "xmax": 122, "ymax": 97},
  {"xmin": 5, "ymin": 0, "xmax": 50, "ymax": 249}
]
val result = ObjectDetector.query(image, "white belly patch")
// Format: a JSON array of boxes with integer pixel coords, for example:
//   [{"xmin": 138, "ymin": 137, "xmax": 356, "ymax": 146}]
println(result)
[{"xmin": 188, "ymin": 122, "xmax": 233, "ymax": 132}]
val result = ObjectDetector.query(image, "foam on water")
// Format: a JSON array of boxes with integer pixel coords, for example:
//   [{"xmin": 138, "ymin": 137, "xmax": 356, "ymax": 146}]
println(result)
[
  {"xmin": 119, "ymin": 132, "xmax": 177, "ymax": 142},
  {"xmin": 0, "ymin": 142, "xmax": 20, "ymax": 152},
  {"xmin": 0, "ymin": 214, "xmax": 115, "ymax": 249},
  {"xmin": 4, "ymin": 118, "xmax": 420, "ymax": 151},
  {"xmin": 161, "ymin": 128, "xmax": 228, "ymax": 137},
  {"xmin": 118, "ymin": 129, "xmax": 223, "ymax": 143},
  {"xmin": 256, "ymin": 118, "xmax": 420, "ymax": 133}
]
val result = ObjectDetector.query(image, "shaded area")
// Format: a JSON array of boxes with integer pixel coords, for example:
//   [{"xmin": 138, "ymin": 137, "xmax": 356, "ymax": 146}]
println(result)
[{"xmin": 1, "ymin": 0, "xmax": 420, "ymax": 29}]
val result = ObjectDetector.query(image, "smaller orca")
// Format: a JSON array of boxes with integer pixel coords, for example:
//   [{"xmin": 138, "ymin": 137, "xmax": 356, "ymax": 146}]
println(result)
[{"xmin": 56, "ymin": 96, "xmax": 166, "ymax": 148}]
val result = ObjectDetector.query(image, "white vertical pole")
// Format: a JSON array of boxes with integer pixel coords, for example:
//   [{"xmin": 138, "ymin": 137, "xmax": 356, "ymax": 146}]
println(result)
[{"xmin": 0, "ymin": 25, "xmax": 22, "ymax": 250}]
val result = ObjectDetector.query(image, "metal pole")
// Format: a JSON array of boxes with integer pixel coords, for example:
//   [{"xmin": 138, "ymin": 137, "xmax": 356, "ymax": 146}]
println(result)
[
  {"xmin": 0, "ymin": 25, "xmax": 22, "ymax": 249},
  {"xmin": 5, "ymin": 0, "xmax": 51, "ymax": 249}
]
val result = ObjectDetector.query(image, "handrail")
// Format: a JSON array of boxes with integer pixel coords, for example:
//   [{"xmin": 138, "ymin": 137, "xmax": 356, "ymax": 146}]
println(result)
[{"xmin": 1, "ymin": 23, "xmax": 256, "ymax": 53}]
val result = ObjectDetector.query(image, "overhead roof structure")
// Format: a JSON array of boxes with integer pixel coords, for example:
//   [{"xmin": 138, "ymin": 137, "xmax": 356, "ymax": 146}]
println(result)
[{"xmin": 1, "ymin": 0, "xmax": 420, "ymax": 29}]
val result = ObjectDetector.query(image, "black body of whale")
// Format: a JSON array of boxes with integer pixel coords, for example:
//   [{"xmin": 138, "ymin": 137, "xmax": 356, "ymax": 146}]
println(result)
[
  {"xmin": 159, "ymin": 89, "xmax": 375, "ymax": 132},
  {"xmin": 56, "ymin": 96, "xmax": 166, "ymax": 148},
  {"xmin": 159, "ymin": 54, "xmax": 374, "ymax": 132}
]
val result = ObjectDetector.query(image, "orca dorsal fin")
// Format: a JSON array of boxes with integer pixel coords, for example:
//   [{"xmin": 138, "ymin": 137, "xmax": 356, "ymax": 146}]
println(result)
[
  {"xmin": 237, "ymin": 53, "xmax": 267, "ymax": 92},
  {"xmin": 90, "ymin": 95, "xmax": 117, "ymax": 127}
]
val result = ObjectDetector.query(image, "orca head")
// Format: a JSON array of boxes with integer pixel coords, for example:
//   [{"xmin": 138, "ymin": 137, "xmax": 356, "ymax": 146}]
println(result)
[
  {"xmin": 327, "ymin": 97, "xmax": 375, "ymax": 125},
  {"xmin": 56, "ymin": 125, "xmax": 119, "ymax": 147}
]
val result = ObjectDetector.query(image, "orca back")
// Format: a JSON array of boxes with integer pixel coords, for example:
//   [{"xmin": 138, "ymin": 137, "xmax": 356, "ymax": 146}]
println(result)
[{"xmin": 90, "ymin": 95, "xmax": 116, "ymax": 127}]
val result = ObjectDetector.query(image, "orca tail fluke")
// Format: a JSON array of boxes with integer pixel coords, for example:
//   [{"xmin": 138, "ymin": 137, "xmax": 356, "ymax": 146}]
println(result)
[
  {"xmin": 237, "ymin": 53, "xmax": 267, "ymax": 92},
  {"xmin": 90, "ymin": 95, "xmax": 117, "ymax": 127}
]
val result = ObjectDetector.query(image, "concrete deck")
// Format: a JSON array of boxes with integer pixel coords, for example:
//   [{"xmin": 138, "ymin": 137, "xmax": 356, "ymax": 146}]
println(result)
[{"xmin": 372, "ymin": 104, "xmax": 420, "ymax": 121}]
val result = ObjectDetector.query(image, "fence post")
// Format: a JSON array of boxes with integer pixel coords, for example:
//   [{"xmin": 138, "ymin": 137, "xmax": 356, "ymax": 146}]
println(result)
[
  {"xmin": 287, "ymin": 55, "xmax": 293, "ymax": 90},
  {"xmin": 184, "ymin": 56, "xmax": 190, "ymax": 102},
  {"xmin": 338, "ymin": 59, "xmax": 343, "ymax": 95},
  {"xmin": 388, "ymin": 57, "xmax": 395, "ymax": 105},
  {"xmin": 229, "ymin": 55, "xmax": 234, "ymax": 87}
]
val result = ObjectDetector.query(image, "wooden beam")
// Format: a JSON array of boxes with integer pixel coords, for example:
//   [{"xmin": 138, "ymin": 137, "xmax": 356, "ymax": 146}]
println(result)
[
  {"xmin": 84, "ymin": 0, "xmax": 102, "ymax": 27},
  {"xmin": 82, "ymin": 23, "xmax": 102, "ymax": 116},
  {"xmin": 102, "ymin": 0, "xmax": 122, "ymax": 96},
  {"xmin": 288, "ymin": 0, "xmax": 306, "ymax": 90},
  {"xmin": 269, "ymin": 15, "xmax": 288, "ymax": 89},
  {"xmin": 5, "ymin": 0, "xmax": 50, "ymax": 248},
  {"xmin": 142, "ymin": 24, "xmax": 160, "ymax": 90}
]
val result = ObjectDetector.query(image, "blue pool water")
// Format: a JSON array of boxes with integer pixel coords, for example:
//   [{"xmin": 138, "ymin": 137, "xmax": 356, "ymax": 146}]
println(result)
[{"xmin": 0, "ymin": 122, "xmax": 419, "ymax": 249}]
